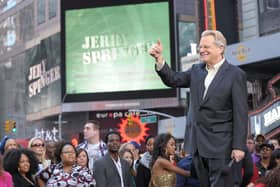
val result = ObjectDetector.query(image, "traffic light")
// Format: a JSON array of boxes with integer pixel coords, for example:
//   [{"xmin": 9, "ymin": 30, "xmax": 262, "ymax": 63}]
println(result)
[
  {"xmin": 4, "ymin": 120, "xmax": 11, "ymax": 133},
  {"xmin": 11, "ymin": 121, "xmax": 16, "ymax": 133}
]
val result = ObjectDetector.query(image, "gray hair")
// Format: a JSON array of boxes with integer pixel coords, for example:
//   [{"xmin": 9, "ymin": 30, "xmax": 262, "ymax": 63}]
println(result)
[{"xmin": 201, "ymin": 30, "xmax": 227, "ymax": 48}]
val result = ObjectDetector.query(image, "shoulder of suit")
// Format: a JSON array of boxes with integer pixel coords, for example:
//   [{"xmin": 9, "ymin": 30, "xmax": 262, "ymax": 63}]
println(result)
[
  {"xmin": 95, "ymin": 154, "xmax": 109, "ymax": 163},
  {"xmin": 192, "ymin": 62, "xmax": 205, "ymax": 69},
  {"xmin": 225, "ymin": 61, "xmax": 246, "ymax": 75}
]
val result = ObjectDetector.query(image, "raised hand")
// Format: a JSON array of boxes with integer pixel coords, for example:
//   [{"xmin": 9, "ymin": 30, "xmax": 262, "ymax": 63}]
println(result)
[{"xmin": 149, "ymin": 39, "xmax": 163, "ymax": 63}]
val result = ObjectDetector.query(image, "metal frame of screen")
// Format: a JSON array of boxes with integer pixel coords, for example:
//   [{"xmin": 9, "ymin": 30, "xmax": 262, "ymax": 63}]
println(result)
[{"xmin": 60, "ymin": 0, "xmax": 178, "ymax": 111}]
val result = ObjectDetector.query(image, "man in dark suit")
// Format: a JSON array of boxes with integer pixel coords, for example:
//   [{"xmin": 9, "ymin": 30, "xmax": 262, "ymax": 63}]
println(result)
[
  {"xmin": 93, "ymin": 131, "xmax": 132, "ymax": 187},
  {"xmin": 150, "ymin": 30, "xmax": 248, "ymax": 186}
]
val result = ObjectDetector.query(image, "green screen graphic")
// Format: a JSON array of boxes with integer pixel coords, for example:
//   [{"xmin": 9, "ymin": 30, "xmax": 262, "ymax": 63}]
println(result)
[{"xmin": 65, "ymin": 2, "xmax": 171, "ymax": 94}]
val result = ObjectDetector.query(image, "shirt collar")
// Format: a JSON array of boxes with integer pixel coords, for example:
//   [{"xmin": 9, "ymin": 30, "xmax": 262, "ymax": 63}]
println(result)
[
  {"xmin": 111, "ymin": 155, "xmax": 121, "ymax": 163},
  {"xmin": 206, "ymin": 58, "xmax": 225, "ymax": 71}
]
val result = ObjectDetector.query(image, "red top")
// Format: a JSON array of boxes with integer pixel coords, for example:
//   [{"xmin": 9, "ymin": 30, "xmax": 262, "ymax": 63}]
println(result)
[
  {"xmin": 250, "ymin": 163, "xmax": 260, "ymax": 184},
  {"xmin": 254, "ymin": 183, "xmax": 266, "ymax": 187}
]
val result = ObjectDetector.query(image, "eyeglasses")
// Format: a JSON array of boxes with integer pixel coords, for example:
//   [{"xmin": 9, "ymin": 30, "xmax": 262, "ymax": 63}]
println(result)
[
  {"xmin": 261, "ymin": 147, "xmax": 272, "ymax": 152},
  {"xmin": 31, "ymin": 143, "xmax": 45, "ymax": 147},
  {"xmin": 62, "ymin": 151, "xmax": 76, "ymax": 155}
]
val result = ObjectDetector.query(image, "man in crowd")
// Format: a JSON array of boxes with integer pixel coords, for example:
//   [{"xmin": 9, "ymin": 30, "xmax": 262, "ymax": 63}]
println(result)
[
  {"xmin": 269, "ymin": 138, "xmax": 280, "ymax": 150},
  {"xmin": 256, "ymin": 141, "xmax": 275, "ymax": 177},
  {"xmin": 77, "ymin": 120, "xmax": 107, "ymax": 172},
  {"xmin": 246, "ymin": 135, "xmax": 256, "ymax": 154},
  {"xmin": 93, "ymin": 131, "xmax": 132, "ymax": 187},
  {"xmin": 252, "ymin": 134, "xmax": 266, "ymax": 163}
]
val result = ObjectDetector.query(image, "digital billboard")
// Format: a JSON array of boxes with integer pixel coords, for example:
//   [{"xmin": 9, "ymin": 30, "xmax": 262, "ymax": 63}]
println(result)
[{"xmin": 61, "ymin": 0, "xmax": 178, "ymax": 109}]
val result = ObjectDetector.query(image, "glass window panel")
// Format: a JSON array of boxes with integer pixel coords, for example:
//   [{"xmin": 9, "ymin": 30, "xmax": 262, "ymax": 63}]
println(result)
[
  {"xmin": 0, "ymin": 4, "xmax": 34, "ymax": 56},
  {"xmin": 48, "ymin": 0, "xmax": 57, "ymax": 19},
  {"xmin": 0, "ymin": 0, "xmax": 22, "ymax": 14},
  {"xmin": 38, "ymin": 0, "xmax": 46, "ymax": 24},
  {"xmin": 178, "ymin": 21, "xmax": 197, "ymax": 58}
]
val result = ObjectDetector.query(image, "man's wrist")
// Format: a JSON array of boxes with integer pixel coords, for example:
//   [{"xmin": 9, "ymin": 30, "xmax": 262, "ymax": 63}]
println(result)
[
  {"xmin": 156, "ymin": 58, "xmax": 165, "ymax": 71},
  {"xmin": 156, "ymin": 56, "xmax": 164, "ymax": 64}
]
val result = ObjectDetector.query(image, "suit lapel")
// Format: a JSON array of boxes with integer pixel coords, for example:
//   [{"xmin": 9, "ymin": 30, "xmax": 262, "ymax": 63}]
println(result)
[
  {"xmin": 198, "ymin": 64, "xmax": 208, "ymax": 103},
  {"xmin": 106, "ymin": 154, "xmax": 121, "ymax": 178},
  {"xmin": 201, "ymin": 61, "xmax": 230, "ymax": 104}
]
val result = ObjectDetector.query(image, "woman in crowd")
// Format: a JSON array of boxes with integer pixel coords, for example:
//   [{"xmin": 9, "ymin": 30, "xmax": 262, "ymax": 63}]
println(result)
[
  {"xmin": 37, "ymin": 142, "xmax": 95, "ymax": 187},
  {"xmin": 28, "ymin": 137, "xmax": 50, "ymax": 172},
  {"xmin": 271, "ymin": 148, "xmax": 280, "ymax": 167},
  {"xmin": 45, "ymin": 141, "xmax": 57, "ymax": 164},
  {"xmin": 119, "ymin": 148, "xmax": 136, "ymax": 187},
  {"xmin": 4, "ymin": 148, "xmax": 39, "ymax": 187},
  {"xmin": 136, "ymin": 135, "xmax": 154, "ymax": 187},
  {"xmin": 150, "ymin": 133, "xmax": 190, "ymax": 187},
  {"xmin": 0, "ymin": 154, "xmax": 13, "ymax": 187},
  {"xmin": 77, "ymin": 148, "xmax": 89, "ymax": 169},
  {"xmin": 254, "ymin": 166, "xmax": 280, "ymax": 187},
  {"xmin": 119, "ymin": 142, "xmax": 138, "ymax": 175},
  {"xmin": 0, "ymin": 136, "xmax": 19, "ymax": 155}
]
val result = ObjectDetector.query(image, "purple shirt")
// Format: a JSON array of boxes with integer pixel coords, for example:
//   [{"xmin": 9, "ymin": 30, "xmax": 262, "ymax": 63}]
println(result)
[{"xmin": 251, "ymin": 152, "xmax": 260, "ymax": 163}]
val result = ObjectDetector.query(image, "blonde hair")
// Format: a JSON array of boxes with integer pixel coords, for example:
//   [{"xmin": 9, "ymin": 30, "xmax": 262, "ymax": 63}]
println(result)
[
  {"xmin": 28, "ymin": 137, "xmax": 48, "ymax": 168},
  {"xmin": 119, "ymin": 142, "xmax": 129, "ymax": 154},
  {"xmin": 201, "ymin": 30, "xmax": 227, "ymax": 54}
]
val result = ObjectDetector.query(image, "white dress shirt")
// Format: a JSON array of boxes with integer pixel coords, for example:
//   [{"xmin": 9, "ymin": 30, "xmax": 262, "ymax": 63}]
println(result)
[
  {"xmin": 203, "ymin": 59, "xmax": 225, "ymax": 99},
  {"xmin": 112, "ymin": 157, "xmax": 124, "ymax": 187},
  {"xmin": 156, "ymin": 58, "xmax": 225, "ymax": 99}
]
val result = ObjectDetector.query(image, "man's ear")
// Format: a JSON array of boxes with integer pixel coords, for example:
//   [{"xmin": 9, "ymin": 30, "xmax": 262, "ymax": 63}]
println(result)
[{"xmin": 219, "ymin": 45, "xmax": 225, "ymax": 55}]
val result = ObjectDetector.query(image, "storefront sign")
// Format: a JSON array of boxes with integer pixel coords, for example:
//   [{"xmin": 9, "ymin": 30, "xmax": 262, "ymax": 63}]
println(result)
[
  {"xmin": 34, "ymin": 126, "xmax": 59, "ymax": 142},
  {"xmin": 225, "ymin": 33, "xmax": 280, "ymax": 66},
  {"xmin": 118, "ymin": 115, "xmax": 149, "ymax": 144},
  {"xmin": 90, "ymin": 110, "xmax": 157, "ymax": 152},
  {"xmin": 249, "ymin": 98, "xmax": 280, "ymax": 135},
  {"xmin": 95, "ymin": 111, "xmax": 140, "ymax": 119}
]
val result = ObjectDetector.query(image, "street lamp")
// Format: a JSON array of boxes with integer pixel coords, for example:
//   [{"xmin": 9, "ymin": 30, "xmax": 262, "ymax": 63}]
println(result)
[{"xmin": 54, "ymin": 95, "xmax": 68, "ymax": 140}]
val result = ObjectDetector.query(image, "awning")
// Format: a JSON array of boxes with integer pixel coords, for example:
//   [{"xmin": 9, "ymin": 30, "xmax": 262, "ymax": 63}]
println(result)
[{"xmin": 225, "ymin": 32, "xmax": 280, "ymax": 66}]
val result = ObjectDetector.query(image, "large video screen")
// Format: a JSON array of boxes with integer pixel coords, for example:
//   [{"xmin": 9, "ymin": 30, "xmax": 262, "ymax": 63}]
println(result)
[{"xmin": 61, "ymin": 0, "xmax": 176, "ymax": 104}]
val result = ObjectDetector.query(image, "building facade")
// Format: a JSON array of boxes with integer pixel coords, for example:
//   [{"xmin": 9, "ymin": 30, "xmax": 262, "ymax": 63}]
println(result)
[{"xmin": 0, "ymin": 0, "xmax": 196, "ymax": 144}]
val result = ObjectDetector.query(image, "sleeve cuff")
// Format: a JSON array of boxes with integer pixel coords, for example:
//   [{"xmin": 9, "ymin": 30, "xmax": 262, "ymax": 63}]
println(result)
[{"xmin": 156, "ymin": 60, "xmax": 165, "ymax": 71}]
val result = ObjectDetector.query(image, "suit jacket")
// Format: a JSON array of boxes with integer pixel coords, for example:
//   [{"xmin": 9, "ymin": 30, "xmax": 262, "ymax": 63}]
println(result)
[
  {"xmin": 93, "ymin": 153, "xmax": 132, "ymax": 187},
  {"xmin": 157, "ymin": 61, "xmax": 248, "ymax": 158}
]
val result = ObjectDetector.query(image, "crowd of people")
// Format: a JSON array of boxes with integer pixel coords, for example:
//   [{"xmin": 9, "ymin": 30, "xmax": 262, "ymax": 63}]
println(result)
[
  {"xmin": 0, "ymin": 120, "xmax": 191, "ymax": 187},
  {"xmin": 0, "ymin": 120, "xmax": 279, "ymax": 187}
]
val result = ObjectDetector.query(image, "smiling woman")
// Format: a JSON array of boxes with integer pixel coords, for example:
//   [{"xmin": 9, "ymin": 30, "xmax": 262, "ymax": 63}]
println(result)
[
  {"xmin": 149, "ymin": 133, "xmax": 190, "ymax": 187},
  {"xmin": 4, "ymin": 148, "xmax": 39, "ymax": 187},
  {"xmin": 36, "ymin": 142, "xmax": 96, "ymax": 187}
]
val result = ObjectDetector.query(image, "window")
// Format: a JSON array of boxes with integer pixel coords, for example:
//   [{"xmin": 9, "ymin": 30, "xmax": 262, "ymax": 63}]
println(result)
[
  {"xmin": 258, "ymin": 0, "xmax": 280, "ymax": 35},
  {"xmin": 37, "ymin": 0, "xmax": 46, "ymax": 24},
  {"xmin": 177, "ymin": 15, "xmax": 197, "ymax": 58},
  {"xmin": 48, "ymin": 0, "xmax": 56, "ymax": 19}
]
